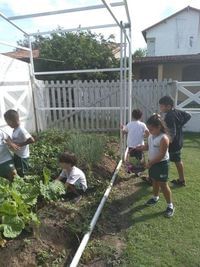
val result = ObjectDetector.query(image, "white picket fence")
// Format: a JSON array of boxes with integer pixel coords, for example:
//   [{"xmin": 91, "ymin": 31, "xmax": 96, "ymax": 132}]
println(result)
[{"xmin": 34, "ymin": 79, "xmax": 176, "ymax": 131}]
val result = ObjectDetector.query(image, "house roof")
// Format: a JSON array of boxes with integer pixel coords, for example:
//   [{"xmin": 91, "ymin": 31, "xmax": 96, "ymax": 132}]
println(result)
[
  {"xmin": 2, "ymin": 49, "xmax": 39, "ymax": 59},
  {"xmin": 142, "ymin": 6, "xmax": 200, "ymax": 41},
  {"xmin": 133, "ymin": 53, "xmax": 200, "ymax": 65}
]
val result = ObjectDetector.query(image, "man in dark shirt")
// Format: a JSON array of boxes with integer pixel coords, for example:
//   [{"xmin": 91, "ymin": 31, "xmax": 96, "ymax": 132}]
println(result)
[{"xmin": 159, "ymin": 96, "xmax": 191, "ymax": 186}]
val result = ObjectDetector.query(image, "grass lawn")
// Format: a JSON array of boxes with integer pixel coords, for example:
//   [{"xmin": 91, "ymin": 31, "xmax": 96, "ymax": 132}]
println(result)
[{"xmin": 120, "ymin": 133, "xmax": 200, "ymax": 267}]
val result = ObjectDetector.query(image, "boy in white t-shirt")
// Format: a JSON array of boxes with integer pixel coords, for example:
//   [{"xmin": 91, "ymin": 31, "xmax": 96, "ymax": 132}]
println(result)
[
  {"xmin": 56, "ymin": 152, "xmax": 87, "ymax": 203},
  {"xmin": 0, "ymin": 129, "xmax": 17, "ymax": 180},
  {"xmin": 122, "ymin": 109, "xmax": 149, "ymax": 174},
  {"xmin": 4, "ymin": 109, "xmax": 35, "ymax": 177}
]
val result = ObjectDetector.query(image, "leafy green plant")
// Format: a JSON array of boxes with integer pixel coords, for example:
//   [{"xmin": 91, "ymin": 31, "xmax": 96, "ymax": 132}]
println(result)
[{"xmin": 0, "ymin": 176, "xmax": 40, "ymax": 238}]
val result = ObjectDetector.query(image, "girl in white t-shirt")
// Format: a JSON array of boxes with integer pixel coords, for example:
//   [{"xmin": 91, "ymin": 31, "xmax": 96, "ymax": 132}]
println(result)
[
  {"xmin": 56, "ymin": 152, "xmax": 87, "ymax": 203},
  {"xmin": 138, "ymin": 114, "xmax": 174, "ymax": 218},
  {"xmin": 122, "ymin": 109, "xmax": 149, "ymax": 174}
]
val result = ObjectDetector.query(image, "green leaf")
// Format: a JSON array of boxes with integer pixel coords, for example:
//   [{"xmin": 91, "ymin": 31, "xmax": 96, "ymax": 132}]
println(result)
[
  {"xmin": 0, "ymin": 201, "xmax": 17, "ymax": 216},
  {"xmin": 43, "ymin": 167, "xmax": 51, "ymax": 185},
  {"xmin": 1, "ymin": 215, "xmax": 25, "ymax": 238}
]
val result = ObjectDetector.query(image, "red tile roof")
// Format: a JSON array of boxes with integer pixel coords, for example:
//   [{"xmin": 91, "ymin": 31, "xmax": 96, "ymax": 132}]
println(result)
[{"xmin": 2, "ymin": 49, "xmax": 39, "ymax": 59}]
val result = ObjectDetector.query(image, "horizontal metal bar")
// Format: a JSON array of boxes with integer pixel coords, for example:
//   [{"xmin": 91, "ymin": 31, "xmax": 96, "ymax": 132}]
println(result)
[
  {"xmin": 8, "ymin": 2, "xmax": 124, "ymax": 21},
  {"xmin": 34, "ymin": 67, "xmax": 129, "ymax": 75},
  {"xmin": 30, "ymin": 23, "xmax": 118, "ymax": 36},
  {"xmin": 177, "ymin": 82, "xmax": 200, "ymax": 86},
  {"xmin": 37, "ymin": 107, "xmax": 129, "ymax": 111},
  {"xmin": 0, "ymin": 40, "xmax": 31, "ymax": 51},
  {"xmin": 0, "ymin": 12, "xmax": 28, "ymax": 36}
]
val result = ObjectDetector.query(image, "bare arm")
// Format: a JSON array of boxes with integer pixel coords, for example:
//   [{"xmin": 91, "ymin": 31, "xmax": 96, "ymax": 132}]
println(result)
[
  {"xmin": 144, "ymin": 129, "xmax": 149, "ymax": 138},
  {"xmin": 17, "ymin": 136, "xmax": 35, "ymax": 147}
]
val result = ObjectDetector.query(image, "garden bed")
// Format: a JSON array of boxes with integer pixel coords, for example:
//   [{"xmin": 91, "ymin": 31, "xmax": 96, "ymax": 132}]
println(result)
[{"xmin": 0, "ymin": 130, "xmax": 121, "ymax": 267}]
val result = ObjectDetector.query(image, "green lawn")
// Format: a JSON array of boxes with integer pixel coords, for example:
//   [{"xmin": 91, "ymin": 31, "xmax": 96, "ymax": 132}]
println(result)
[{"xmin": 121, "ymin": 133, "xmax": 200, "ymax": 267}]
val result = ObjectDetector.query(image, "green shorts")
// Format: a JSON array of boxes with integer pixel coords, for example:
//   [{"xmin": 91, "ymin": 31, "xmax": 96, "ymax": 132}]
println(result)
[
  {"xmin": 0, "ymin": 160, "xmax": 15, "ymax": 179},
  {"xmin": 169, "ymin": 150, "xmax": 181, "ymax": 162},
  {"xmin": 14, "ymin": 154, "xmax": 29, "ymax": 177},
  {"xmin": 149, "ymin": 160, "xmax": 169, "ymax": 182}
]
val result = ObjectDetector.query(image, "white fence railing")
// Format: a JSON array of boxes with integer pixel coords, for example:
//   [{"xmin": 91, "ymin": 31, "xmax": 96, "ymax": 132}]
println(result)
[{"xmin": 34, "ymin": 79, "xmax": 176, "ymax": 131}]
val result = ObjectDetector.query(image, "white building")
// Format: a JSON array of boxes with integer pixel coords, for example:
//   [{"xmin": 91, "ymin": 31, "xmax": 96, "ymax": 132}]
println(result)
[{"xmin": 142, "ymin": 6, "xmax": 200, "ymax": 56}]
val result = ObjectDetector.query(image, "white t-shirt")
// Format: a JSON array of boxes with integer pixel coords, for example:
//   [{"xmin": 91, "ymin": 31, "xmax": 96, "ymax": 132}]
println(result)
[
  {"xmin": 148, "ymin": 133, "xmax": 169, "ymax": 162},
  {"xmin": 60, "ymin": 166, "xmax": 87, "ymax": 191},
  {"xmin": 125, "ymin": 120, "xmax": 148, "ymax": 148},
  {"xmin": 12, "ymin": 126, "xmax": 32, "ymax": 158},
  {"xmin": 0, "ymin": 130, "xmax": 12, "ymax": 164}
]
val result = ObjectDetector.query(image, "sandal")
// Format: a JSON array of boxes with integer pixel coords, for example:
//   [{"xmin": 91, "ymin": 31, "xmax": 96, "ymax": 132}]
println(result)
[{"xmin": 171, "ymin": 179, "xmax": 186, "ymax": 186}]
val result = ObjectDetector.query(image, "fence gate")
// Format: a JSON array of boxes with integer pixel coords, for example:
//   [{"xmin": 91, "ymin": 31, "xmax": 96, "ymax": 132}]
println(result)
[{"xmin": 176, "ymin": 81, "xmax": 200, "ymax": 132}]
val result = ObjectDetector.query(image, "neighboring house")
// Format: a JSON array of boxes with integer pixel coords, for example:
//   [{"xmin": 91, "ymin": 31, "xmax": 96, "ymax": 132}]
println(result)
[
  {"xmin": 143, "ymin": 6, "xmax": 200, "ymax": 57},
  {"xmin": 133, "ymin": 6, "xmax": 200, "ymax": 81}
]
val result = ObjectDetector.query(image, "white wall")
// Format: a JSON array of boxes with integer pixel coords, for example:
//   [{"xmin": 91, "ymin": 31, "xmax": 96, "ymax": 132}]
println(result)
[
  {"xmin": 146, "ymin": 9, "xmax": 200, "ymax": 56},
  {"xmin": 0, "ymin": 54, "xmax": 36, "ymax": 135}
]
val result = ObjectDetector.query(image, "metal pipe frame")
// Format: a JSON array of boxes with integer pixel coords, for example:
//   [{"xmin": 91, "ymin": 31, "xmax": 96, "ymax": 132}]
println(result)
[
  {"xmin": 34, "ymin": 67, "xmax": 129, "ymax": 76},
  {"xmin": 0, "ymin": 12, "xmax": 28, "ymax": 36},
  {"xmin": 29, "ymin": 23, "xmax": 118, "ymax": 37},
  {"xmin": 37, "ymin": 107, "xmax": 129, "ymax": 111},
  {"xmin": 8, "ymin": 2, "xmax": 124, "ymax": 21},
  {"xmin": 0, "ymin": 40, "xmax": 31, "ymax": 51},
  {"xmin": 101, "ymin": 0, "xmax": 121, "ymax": 27}
]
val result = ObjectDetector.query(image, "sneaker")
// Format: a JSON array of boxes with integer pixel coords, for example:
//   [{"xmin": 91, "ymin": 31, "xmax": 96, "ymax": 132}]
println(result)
[
  {"xmin": 171, "ymin": 179, "xmax": 186, "ymax": 186},
  {"xmin": 145, "ymin": 198, "xmax": 159, "ymax": 206},
  {"xmin": 164, "ymin": 207, "xmax": 175, "ymax": 218}
]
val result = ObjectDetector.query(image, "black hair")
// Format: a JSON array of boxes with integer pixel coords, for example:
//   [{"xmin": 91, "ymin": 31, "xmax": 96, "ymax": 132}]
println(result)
[
  {"xmin": 146, "ymin": 114, "xmax": 167, "ymax": 133},
  {"xmin": 132, "ymin": 109, "xmax": 143, "ymax": 120},
  {"xmin": 4, "ymin": 109, "xmax": 19, "ymax": 121},
  {"xmin": 159, "ymin": 96, "xmax": 174, "ymax": 107},
  {"xmin": 58, "ymin": 152, "xmax": 77, "ymax": 166}
]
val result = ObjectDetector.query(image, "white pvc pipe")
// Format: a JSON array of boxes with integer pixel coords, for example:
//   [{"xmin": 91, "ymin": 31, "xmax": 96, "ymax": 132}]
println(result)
[
  {"xmin": 69, "ymin": 159, "xmax": 123, "ymax": 267},
  {"xmin": 37, "ymin": 107, "xmax": 129, "ymax": 111},
  {"xmin": 0, "ymin": 41, "xmax": 30, "ymax": 51},
  {"xmin": 34, "ymin": 68, "xmax": 129, "ymax": 75},
  {"xmin": 8, "ymin": 2, "xmax": 124, "ymax": 21}
]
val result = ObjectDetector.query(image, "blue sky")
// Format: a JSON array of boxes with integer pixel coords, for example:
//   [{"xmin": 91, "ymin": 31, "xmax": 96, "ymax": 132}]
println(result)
[{"xmin": 1, "ymin": 0, "xmax": 200, "ymax": 53}]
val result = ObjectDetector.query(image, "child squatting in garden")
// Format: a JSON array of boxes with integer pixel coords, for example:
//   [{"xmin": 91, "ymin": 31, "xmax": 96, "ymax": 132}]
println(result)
[
  {"xmin": 138, "ymin": 114, "xmax": 174, "ymax": 218},
  {"xmin": 4, "ymin": 109, "xmax": 35, "ymax": 177},
  {"xmin": 56, "ymin": 152, "xmax": 87, "ymax": 203},
  {"xmin": 121, "ymin": 109, "xmax": 149, "ymax": 175}
]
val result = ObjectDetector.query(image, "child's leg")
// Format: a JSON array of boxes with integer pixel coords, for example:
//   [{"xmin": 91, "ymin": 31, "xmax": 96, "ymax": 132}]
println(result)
[
  {"xmin": 175, "ymin": 161, "xmax": 185, "ymax": 182},
  {"xmin": 152, "ymin": 179, "xmax": 160, "ymax": 197},
  {"xmin": 66, "ymin": 183, "xmax": 80, "ymax": 196},
  {"xmin": 159, "ymin": 181, "xmax": 172, "ymax": 204}
]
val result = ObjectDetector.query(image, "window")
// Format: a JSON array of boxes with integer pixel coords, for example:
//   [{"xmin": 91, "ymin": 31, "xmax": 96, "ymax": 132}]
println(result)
[
  {"xmin": 147, "ymin": 38, "xmax": 155, "ymax": 56},
  {"xmin": 189, "ymin": 36, "xmax": 194, "ymax": 47}
]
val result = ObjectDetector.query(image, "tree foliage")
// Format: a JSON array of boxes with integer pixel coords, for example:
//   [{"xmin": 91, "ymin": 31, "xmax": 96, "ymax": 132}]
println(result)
[
  {"xmin": 18, "ymin": 31, "xmax": 120, "ymax": 81},
  {"xmin": 133, "ymin": 48, "xmax": 147, "ymax": 58}
]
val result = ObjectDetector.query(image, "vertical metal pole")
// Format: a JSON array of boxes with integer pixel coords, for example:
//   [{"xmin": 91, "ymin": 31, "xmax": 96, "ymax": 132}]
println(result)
[
  {"xmin": 123, "ymin": 26, "xmax": 127, "ymax": 154},
  {"xmin": 120, "ymin": 22, "xmax": 124, "ymax": 159},
  {"xmin": 28, "ymin": 36, "xmax": 39, "ymax": 133},
  {"xmin": 128, "ymin": 27, "xmax": 132, "ymax": 122}
]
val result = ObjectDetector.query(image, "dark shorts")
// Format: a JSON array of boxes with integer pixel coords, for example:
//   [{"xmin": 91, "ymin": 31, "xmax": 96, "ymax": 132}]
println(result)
[
  {"xmin": 129, "ymin": 148, "xmax": 143, "ymax": 160},
  {"xmin": 14, "ymin": 154, "xmax": 29, "ymax": 177},
  {"xmin": 149, "ymin": 160, "xmax": 169, "ymax": 182},
  {"xmin": 0, "ymin": 159, "xmax": 15, "ymax": 179},
  {"xmin": 169, "ymin": 150, "xmax": 181, "ymax": 162}
]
